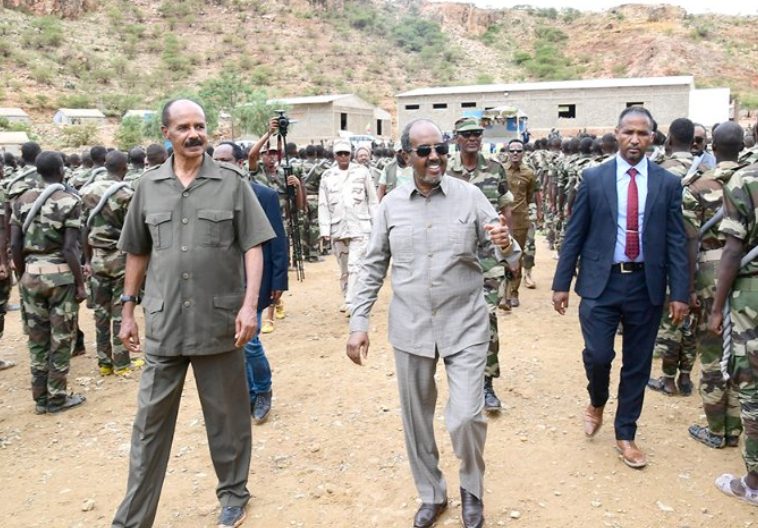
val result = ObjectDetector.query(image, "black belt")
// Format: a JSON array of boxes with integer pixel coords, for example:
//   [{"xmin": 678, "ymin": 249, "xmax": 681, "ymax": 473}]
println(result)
[{"xmin": 612, "ymin": 262, "xmax": 644, "ymax": 273}]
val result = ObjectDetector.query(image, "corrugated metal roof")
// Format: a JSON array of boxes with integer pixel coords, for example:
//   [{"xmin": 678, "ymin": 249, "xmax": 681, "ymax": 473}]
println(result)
[
  {"xmin": 267, "ymin": 94, "xmax": 353, "ymax": 105},
  {"xmin": 56, "ymin": 108, "xmax": 106, "ymax": 118},
  {"xmin": 397, "ymin": 76, "xmax": 695, "ymax": 98},
  {"xmin": 0, "ymin": 131, "xmax": 30, "ymax": 143},
  {"xmin": 0, "ymin": 107, "xmax": 29, "ymax": 117}
]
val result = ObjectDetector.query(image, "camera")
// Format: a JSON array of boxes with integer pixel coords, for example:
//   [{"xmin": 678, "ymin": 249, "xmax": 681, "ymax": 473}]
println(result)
[{"xmin": 275, "ymin": 110, "xmax": 289, "ymax": 137}]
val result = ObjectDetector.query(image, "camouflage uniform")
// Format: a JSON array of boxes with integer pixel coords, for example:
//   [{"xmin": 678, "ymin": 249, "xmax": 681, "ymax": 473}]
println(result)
[
  {"xmin": 301, "ymin": 158, "xmax": 332, "ymax": 260},
  {"xmin": 554, "ymin": 152, "xmax": 578, "ymax": 253},
  {"xmin": 6, "ymin": 166, "xmax": 44, "ymax": 335},
  {"xmin": 69, "ymin": 166, "xmax": 107, "ymax": 191},
  {"xmin": 653, "ymin": 152, "xmax": 698, "ymax": 378},
  {"xmin": 738, "ymin": 145, "xmax": 758, "ymax": 166},
  {"xmin": 683, "ymin": 161, "xmax": 744, "ymax": 439},
  {"xmin": 524, "ymin": 202, "xmax": 537, "ymax": 270},
  {"xmin": 543, "ymin": 151, "xmax": 562, "ymax": 250},
  {"xmin": 124, "ymin": 167, "xmax": 143, "ymax": 188},
  {"xmin": 0, "ymin": 174, "xmax": 11, "ymax": 338},
  {"xmin": 12, "ymin": 184, "xmax": 81, "ymax": 409},
  {"xmin": 447, "ymin": 152, "xmax": 513, "ymax": 378},
  {"xmin": 80, "ymin": 177, "xmax": 134, "ymax": 371},
  {"xmin": 719, "ymin": 161, "xmax": 758, "ymax": 472}
]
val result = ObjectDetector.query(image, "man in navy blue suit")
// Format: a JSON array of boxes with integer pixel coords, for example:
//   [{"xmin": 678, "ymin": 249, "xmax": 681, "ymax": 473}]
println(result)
[
  {"xmin": 551, "ymin": 107, "xmax": 689, "ymax": 468},
  {"xmin": 214, "ymin": 142, "xmax": 289, "ymax": 424}
]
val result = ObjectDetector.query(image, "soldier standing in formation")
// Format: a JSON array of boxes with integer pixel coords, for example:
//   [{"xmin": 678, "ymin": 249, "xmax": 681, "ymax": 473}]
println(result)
[
  {"xmin": 683, "ymin": 122, "xmax": 745, "ymax": 449},
  {"xmin": 708, "ymin": 140, "xmax": 758, "ymax": 507},
  {"xmin": 10, "ymin": 151, "xmax": 87, "ymax": 414},
  {"xmin": 648, "ymin": 118, "xmax": 699, "ymax": 396},
  {"xmin": 0, "ymin": 155, "xmax": 15, "ymax": 372},
  {"xmin": 446, "ymin": 117, "xmax": 514, "ymax": 411},
  {"xmin": 80, "ymin": 150, "xmax": 143, "ymax": 376}
]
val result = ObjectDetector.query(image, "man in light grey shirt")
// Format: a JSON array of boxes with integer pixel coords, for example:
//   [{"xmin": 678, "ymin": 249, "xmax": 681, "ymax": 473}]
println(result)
[{"xmin": 346, "ymin": 119, "xmax": 520, "ymax": 528}]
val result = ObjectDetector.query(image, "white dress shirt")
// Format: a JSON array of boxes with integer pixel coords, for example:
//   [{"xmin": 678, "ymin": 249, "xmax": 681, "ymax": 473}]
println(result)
[{"xmin": 614, "ymin": 154, "xmax": 648, "ymax": 263}]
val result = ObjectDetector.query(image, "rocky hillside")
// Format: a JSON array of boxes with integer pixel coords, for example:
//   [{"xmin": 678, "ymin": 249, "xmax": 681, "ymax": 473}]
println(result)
[{"xmin": 0, "ymin": 0, "xmax": 756, "ymax": 146}]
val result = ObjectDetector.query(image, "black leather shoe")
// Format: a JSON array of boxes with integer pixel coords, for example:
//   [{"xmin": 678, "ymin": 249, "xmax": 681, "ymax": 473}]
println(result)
[
  {"xmin": 413, "ymin": 500, "xmax": 447, "ymax": 528},
  {"xmin": 460, "ymin": 488, "xmax": 484, "ymax": 528}
]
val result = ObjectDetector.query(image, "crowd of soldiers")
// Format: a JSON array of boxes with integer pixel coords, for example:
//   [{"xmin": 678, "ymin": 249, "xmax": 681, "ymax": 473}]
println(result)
[{"xmin": 1, "ymin": 107, "xmax": 758, "ymax": 507}]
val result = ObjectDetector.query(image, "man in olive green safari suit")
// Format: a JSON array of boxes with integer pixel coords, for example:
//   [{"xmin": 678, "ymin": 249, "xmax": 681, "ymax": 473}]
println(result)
[{"xmin": 111, "ymin": 100, "xmax": 275, "ymax": 528}]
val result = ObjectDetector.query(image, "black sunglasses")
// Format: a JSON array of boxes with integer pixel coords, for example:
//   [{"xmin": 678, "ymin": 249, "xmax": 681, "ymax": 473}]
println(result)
[
  {"xmin": 509, "ymin": 149, "xmax": 523, "ymax": 153},
  {"xmin": 335, "ymin": 151, "xmax": 351, "ymax": 156},
  {"xmin": 459, "ymin": 130, "xmax": 483, "ymax": 138},
  {"xmin": 411, "ymin": 143, "xmax": 449, "ymax": 157}
]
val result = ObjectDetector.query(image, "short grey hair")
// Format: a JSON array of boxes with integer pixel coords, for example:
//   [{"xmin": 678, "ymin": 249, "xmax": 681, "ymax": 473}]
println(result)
[{"xmin": 400, "ymin": 119, "xmax": 442, "ymax": 152}]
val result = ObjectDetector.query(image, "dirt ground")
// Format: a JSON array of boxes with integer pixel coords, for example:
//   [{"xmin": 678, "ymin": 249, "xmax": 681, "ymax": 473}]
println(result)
[{"xmin": 0, "ymin": 235, "xmax": 756, "ymax": 528}]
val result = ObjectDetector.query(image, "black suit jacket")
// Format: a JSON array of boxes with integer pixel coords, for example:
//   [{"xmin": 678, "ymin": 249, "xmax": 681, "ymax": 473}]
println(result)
[{"xmin": 552, "ymin": 158, "xmax": 688, "ymax": 306}]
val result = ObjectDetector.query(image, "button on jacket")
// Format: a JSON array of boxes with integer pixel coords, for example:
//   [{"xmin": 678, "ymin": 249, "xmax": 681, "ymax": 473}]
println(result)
[
  {"xmin": 349, "ymin": 175, "xmax": 521, "ymax": 358},
  {"xmin": 318, "ymin": 162, "xmax": 378, "ymax": 239},
  {"xmin": 118, "ymin": 155, "xmax": 275, "ymax": 356}
]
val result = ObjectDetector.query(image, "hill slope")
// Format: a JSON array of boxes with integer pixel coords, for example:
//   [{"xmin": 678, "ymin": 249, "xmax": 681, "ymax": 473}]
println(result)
[{"xmin": 1, "ymin": 0, "xmax": 756, "ymax": 146}]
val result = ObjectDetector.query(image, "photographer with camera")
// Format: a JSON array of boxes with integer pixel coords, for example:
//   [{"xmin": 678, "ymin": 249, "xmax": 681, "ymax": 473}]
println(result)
[{"xmin": 248, "ymin": 116, "xmax": 306, "ymax": 332}]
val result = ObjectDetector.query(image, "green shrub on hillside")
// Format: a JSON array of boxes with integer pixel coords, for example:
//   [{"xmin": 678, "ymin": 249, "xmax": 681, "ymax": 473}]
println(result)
[
  {"xmin": 22, "ymin": 16, "xmax": 64, "ymax": 49},
  {"xmin": 62, "ymin": 124, "xmax": 100, "ymax": 148},
  {"xmin": 115, "ymin": 116, "xmax": 144, "ymax": 150},
  {"xmin": 162, "ymin": 34, "xmax": 191, "ymax": 75},
  {"xmin": 58, "ymin": 94, "xmax": 93, "ymax": 108}
]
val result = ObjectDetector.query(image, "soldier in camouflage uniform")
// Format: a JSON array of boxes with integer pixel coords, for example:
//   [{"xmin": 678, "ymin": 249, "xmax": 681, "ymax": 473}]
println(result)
[
  {"xmin": 10, "ymin": 151, "xmax": 87, "ymax": 414},
  {"xmin": 554, "ymin": 138, "xmax": 579, "ymax": 254},
  {"xmin": 681, "ymin": 122, "xmax": 746, "ymax": 449},
  {"xmin": 708, "ymin": 156, "xmax": 758, "ymax": 505},
  {"xmin": 739, "ymin": 117, "xmax": 758, "ymax": 166},
  {"xmin": 124, "ymin": 146, "xmax": 146, "ymax": 182},
  {"xmin": 301, "ymin": 145, "xmax": 331, "ymax": 262},
  {"xmin": 69, "ymin": 145, "xmax": 108, "ymax": 191},
  {"xmin": 447, "ymin": 117, "xmax": 514, "ymax": 411},
  {"xmin": 0, "ymin": 157, "xmax": 13, "ymax": 353},
  {"xmin": 648, "ymin": 119, "xmax": 699, "ymax": 396},
  {"xmin": 81, "ymin": 151, "xmax": 143, "ymax": 376},
  {"xmin": 543, "ymin": 137, "xmax": 562, "ymax": 251}
]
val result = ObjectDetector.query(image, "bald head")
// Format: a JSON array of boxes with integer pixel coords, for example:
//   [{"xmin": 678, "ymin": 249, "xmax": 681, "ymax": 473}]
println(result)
[
  {"xmin": 162, "ymin": 99, "xmax": 205, "ymax": 128},
  {"xmin": 712, "ymin": 121, "xmax": 744, "ymax": 163}
]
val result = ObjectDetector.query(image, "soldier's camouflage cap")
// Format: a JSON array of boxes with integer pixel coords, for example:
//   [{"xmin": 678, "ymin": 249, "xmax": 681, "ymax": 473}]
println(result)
[{"xmin": 454, "ymin": 117, "xmax": 484, "ymax": 133}]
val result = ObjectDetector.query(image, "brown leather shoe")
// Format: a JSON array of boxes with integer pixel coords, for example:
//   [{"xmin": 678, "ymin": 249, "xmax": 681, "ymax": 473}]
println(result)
[
  {"xmin": 413, "ymin": 500, "xmax": 447, "ymax": 528},
  {"xmin": 616, "ymin": 440, "xmax": 647, "ymax": 468},
  {"xmin": 583, "ymin": 404, "xmax": 604, "ymax": 437}
]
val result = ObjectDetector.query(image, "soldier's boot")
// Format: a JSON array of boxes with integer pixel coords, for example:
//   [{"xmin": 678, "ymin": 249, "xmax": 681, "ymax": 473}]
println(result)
[
  {"xmin": 73, "ymin": 328, "xmax": 86, "ymax": 357},
  {"xmin": 524, "ymin": 269, "xmax": 536, "ymax": 289},
  {"xmin": 483, "ymin": 376, "xmax": 501, "ymax": 412},
  {"xmin": 677, "ymin": 372, "xmax": 693, "ymax": 396}
]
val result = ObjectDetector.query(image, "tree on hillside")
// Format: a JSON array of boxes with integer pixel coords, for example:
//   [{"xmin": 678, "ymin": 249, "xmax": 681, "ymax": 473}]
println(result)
[
  {"xmin": 199, "ymin": 72, "xmax": 277, "ymax": 140},
  {"xmin": 115, "ymin": 116, "xmax": 144, "ymax": 151}
]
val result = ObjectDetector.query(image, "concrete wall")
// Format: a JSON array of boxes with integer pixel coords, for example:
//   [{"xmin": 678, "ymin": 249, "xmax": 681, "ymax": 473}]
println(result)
[
  {"xmin": 398, "ymin": 83, "xmax": 692, "ymax": 137},
  {"xmin": 285, "ymin": 104, "xmax": 387, "ymax": 145}
]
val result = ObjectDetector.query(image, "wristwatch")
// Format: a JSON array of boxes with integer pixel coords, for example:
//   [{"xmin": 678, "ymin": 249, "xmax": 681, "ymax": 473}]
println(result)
[{"xmin": 120, "ymin": 294, "xmax": 141, "ymax": 305}]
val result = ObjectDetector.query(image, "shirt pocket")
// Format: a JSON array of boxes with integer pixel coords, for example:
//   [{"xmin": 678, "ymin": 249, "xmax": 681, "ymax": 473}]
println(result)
[
  {"xmin": 145, "ymin": 211, "xmax": 173, "ymax": 250},
  {"xmin": 197, "ymin": 209, "xmax": 235, "ymax": 247},
  {"xmin": 213, "ymin": 294, "xmax": 243, "ymax": 337},
  {"xmin": 142, "ymin": 296, "xmax": 165, "ymax": 342},
  {"xmin": 389, "ymin": 226, "xmax": 413, "ymax": 263},
  {"xmin": 448, "ymin": 221, "xmax": 477, "ymax": 258}
]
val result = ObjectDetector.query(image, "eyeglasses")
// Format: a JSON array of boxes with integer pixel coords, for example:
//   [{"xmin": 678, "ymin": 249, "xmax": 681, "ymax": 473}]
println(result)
[
  {"xmin": 693, "ymin": 137, "xmax": 705, "ymax": 143},
  {"xmin": 509, "ymin": 149, "xmax": 523, "ymax": 153},
  {"xmin": 335, "ymin": 151, "xmax": 351, "ymax": 156},
  {"xmin": 459, "ymin": 130, "xmax": 483, "ymax": 138},
  {"xmin": 410, "ymin": 143, "xmax": 449, "ymax": 157}
]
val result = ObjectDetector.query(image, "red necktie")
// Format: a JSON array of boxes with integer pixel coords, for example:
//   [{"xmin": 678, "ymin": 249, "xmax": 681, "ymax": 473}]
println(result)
[{"xmin": 625, "ymin": 167, "xmax": 639, "ymax": 260}]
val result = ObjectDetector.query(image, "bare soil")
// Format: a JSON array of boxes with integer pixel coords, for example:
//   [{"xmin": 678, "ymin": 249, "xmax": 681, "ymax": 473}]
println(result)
[{"xmin": 0, "ymin": 236, "xmax": 755, "ymax": 527}]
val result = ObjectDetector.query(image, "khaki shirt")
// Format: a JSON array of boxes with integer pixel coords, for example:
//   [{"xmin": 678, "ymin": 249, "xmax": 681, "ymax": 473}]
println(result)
[
  {"xmin": 318, "ymin": 162, "xmax": 378, "ymax": 239},
  {"xmin": 349, "ymin": 175, "xmax": 521, "ymax": 358},
  {"xmin": 504, "ymin": 161, "xmax": 539, "ymax": 217},
  {"xmin": 118, "ymin": 154, "xmax": 275, "ymax": 356}
]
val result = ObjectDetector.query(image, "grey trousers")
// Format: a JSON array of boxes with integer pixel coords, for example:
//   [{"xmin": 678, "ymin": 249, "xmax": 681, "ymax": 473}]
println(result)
[
  {"xmin": 112, "ymin": 350, "xmax": 251, "ymax": 528},
  {"xmin": 393, "ymin": 343, "xmax": 488, "ymax": 504}
]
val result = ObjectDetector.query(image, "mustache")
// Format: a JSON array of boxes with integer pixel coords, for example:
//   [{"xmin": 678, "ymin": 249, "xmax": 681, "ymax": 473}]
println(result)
[{"xmin": 184, "ymin": 138, "xmax": 204, "ymax": 148}]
